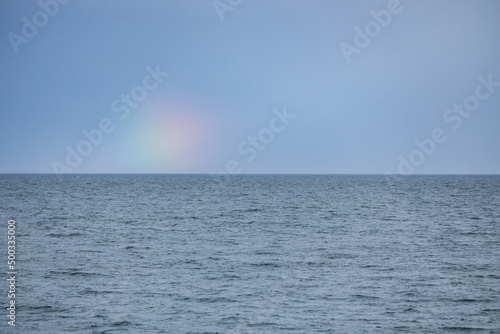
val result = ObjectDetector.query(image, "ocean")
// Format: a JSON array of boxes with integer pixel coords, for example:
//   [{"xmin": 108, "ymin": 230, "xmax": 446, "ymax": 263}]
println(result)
[{"xmin": 1, "ymin": 174, "xmax": 499, "ymax": 333}]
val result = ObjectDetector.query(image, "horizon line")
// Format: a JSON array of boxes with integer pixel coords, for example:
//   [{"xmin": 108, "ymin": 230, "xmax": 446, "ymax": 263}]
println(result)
[{"xmin": 1, "ymin": 173, "xmax": 499, "ymax": 176}]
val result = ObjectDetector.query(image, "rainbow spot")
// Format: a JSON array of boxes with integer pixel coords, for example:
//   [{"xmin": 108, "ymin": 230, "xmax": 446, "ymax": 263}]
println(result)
[{"xmin": 116, "ymin": 96, "xmax": 217, "ymax": 172}]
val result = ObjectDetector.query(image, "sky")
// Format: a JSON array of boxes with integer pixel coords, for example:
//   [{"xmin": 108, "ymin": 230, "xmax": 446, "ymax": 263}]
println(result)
[{"xmin": 1, "ymin": 0, "xmax": 499, "ymax": 174}]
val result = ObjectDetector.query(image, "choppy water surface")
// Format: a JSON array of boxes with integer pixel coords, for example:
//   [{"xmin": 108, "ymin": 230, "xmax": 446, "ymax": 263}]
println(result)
[{"xmin": 1, "ymin": 175, "xmax": 499, "ymax": 333}]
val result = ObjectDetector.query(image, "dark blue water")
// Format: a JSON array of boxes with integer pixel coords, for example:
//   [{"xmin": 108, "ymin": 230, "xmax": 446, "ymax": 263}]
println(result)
[{"xmin": 1, "ymin": 175, "xmax": 499, "ymax": 333}]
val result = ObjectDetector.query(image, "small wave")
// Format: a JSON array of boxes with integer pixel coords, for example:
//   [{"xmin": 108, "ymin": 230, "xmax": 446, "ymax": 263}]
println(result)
[
  {"xmin": 241, "ymin": 208, "xmax": 263, "ymax": 213},
  {"xmin": 250, "ymin": 262, "xmax": 281, "ymax": 268},
  {"xmin": 69, "ymin": 271, "xmax": 99, "ymax": 277},
  {"xmin": 49, "ymin": 270, "xmax": 103, "ymax": 277},
  {"xmin": 17, "ymin": 305, "xmax": 55, "ymax": 311},
  {"xmin": 81, "ymin": 289, "xmax": 115, "ymax": 295},
  {"xmin": 47, "ymin": 233, "xmax": 84, "ymax": 237},
  {"xmin": 352, "ymin": 294, "xmax": 380, "ymax": 299},
  {"xmin": 326, "ymin": 253, "xmax": 357, "ymax": 259},
  {"xmin": 196, "ymin": 296, "xmax": 236, "ymax": 303},
  {"xmin": 440, "ymin": 326, "xmax": 490, "ymax": 331},
  {"xmin": 93, "ymin": 314, "xmax": 108, "ymax": 319},
  {"xmin": 482, "ymin": 308, "xmax": 500, "ymax": 312},
  {"xmin": 112, "ymin": 320, "xmax": 132, "ymax": 327},
  {"xmin": 248, "ymin": 321, "xmax": 279, "ymax": 327},
  {"xmin": 254, "ymin": 250, "xmax": 277, "ymax": 255},
  {"xmin": 403, "ymin": 306, "xmax": 417, "ymax": 312}
]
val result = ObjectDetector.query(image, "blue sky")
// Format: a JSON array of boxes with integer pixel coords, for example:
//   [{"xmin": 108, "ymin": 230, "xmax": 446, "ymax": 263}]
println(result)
[{"xmin": 1, "ymin": 0, "xmax": 499, "ymax": 174}]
